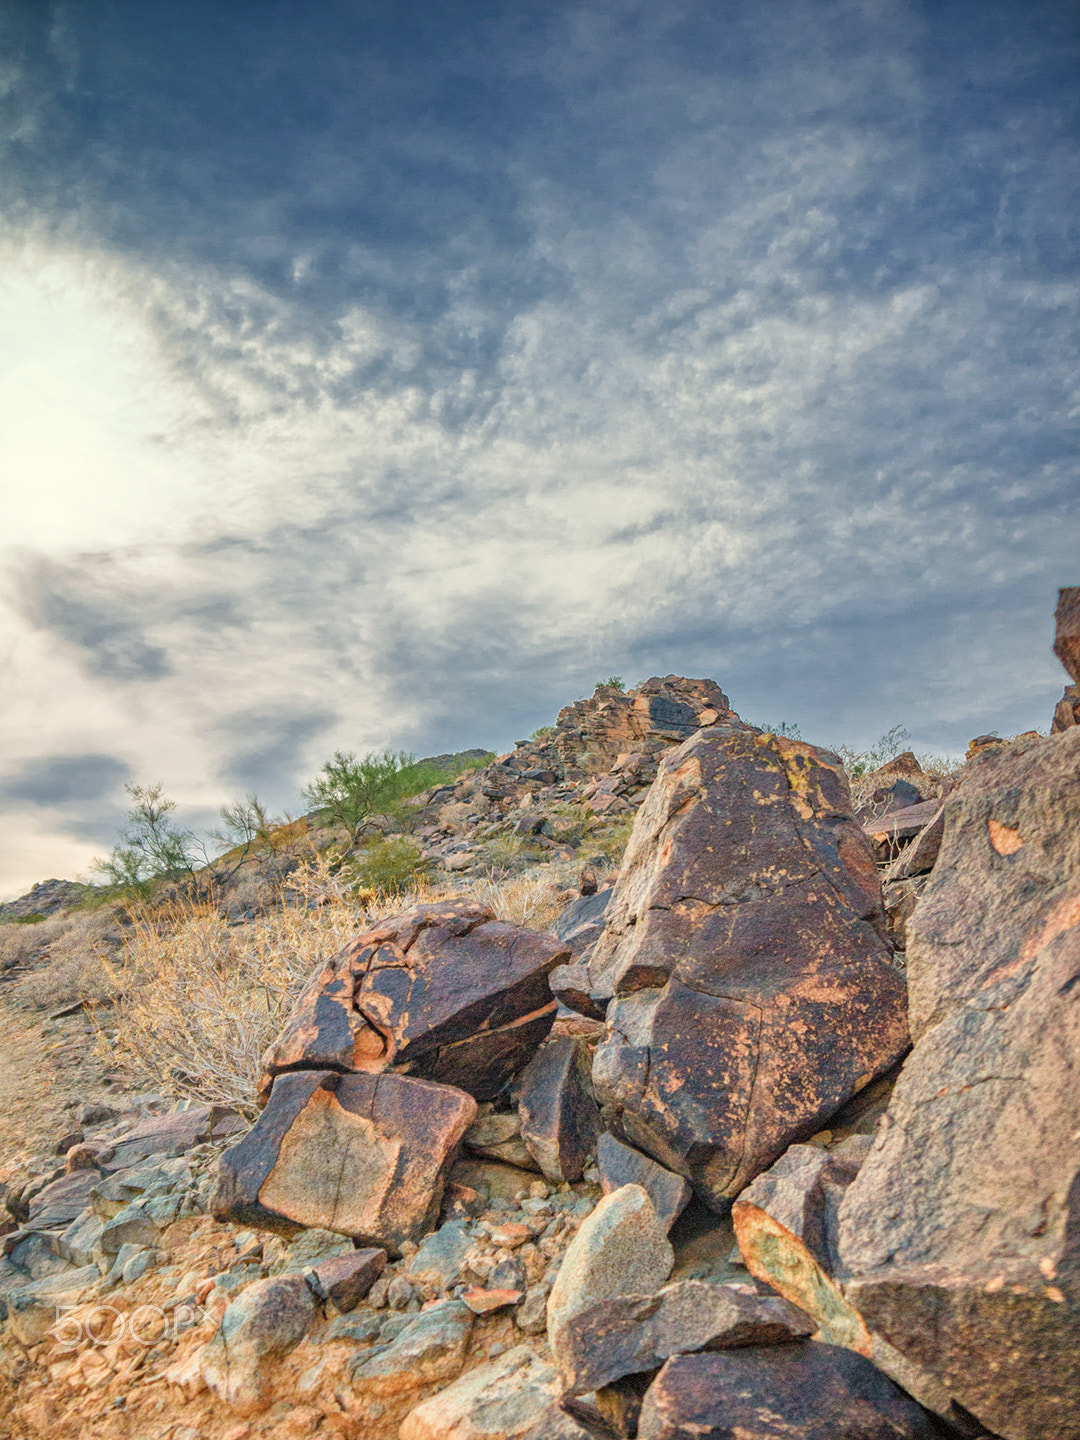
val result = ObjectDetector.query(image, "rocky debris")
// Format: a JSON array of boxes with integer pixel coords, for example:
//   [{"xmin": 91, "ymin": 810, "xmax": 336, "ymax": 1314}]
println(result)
[
  {"xmin": 257, "ymin": 900, "xmax": 568, "ymax": 1105},
  {"xmin": 881, "ymin": 803, "xmax": 945, "ymax": 881},
  {"xmin": 835, "ymin": 726, "xmax": 1080, "ymax": 1439},
  {"xmin": 587, "ymin": 727, "xmax": 909, "ymax": 1206},
  {"xmin": 546, "ymin": 1185, "xmax": 674, "ymax": 1369},
  {"xmin": 551, "ymin": 678, "xmax": 740, "ymax": 775},
  {"xmin": 516, "ymin": 1035, "xmax": 601, "ymax": 1183},
  {"xmin": 636, "ymin": 1345, "xmax": 950, "ymax": 1439},
  {"xmin": 212, "ymin": 1069, "xmax": 477, "ymax": 1249},
  {"xmin": 596, "ymin": 1133, "xmax": 691, "ymax": 1232},
  {"xmin": 555, "ymin": 1279, "xmax": 813, "ymax": 1397},
  {"xmin": 400, "ymin": 1343, "xmax": 560, "ymax": 1439},
  {"xmin": 198, "ymin": 1271, "xmax": 317, "ymax": 1414},
  {"xmin": 1052, "ymin": 585, "xmax": 1080, "ymax": 731}
]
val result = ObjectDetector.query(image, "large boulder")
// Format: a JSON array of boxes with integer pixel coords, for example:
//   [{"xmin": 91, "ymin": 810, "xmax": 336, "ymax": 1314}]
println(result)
[
  {"xmin": 589, "ymin": 727, "xmax": 909, "ymax": 1206},
  {"xmin": 636, "ymin": 1345, "xmax": 949, "ymax": 1439},
  {"xmin": 212, "ymin": 1069, "xmax": 476, "ymax": 1250},
  {"xmin": 837, "ymin": 728, "xmax": 1080, "ymax": 1440},
  {"xmin": 257, "ymin": 900, "xmax": 568, "ymax": 1105},
  {"xmin": 1051, "ymin": 585, "xmax": 1080, "ymax": 732}
]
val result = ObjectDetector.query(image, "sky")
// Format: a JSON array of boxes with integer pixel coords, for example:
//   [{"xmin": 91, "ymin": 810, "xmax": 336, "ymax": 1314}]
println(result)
[{"xmin": 0, "ymin": 0, "xmax": 1077, "ymax": 898}]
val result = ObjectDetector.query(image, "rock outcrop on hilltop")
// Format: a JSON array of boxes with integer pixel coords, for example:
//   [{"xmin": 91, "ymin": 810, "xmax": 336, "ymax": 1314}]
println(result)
[{"xmin": 2, "ymin": 606, "xmax": 1079, "ymax": 1440}]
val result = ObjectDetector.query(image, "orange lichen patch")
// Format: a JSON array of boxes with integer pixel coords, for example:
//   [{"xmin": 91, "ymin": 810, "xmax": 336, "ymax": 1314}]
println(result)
[
  {"xmin": 988, "ymin": 818, "xmax": 1022, "ymax": 855},
  {"xmin": 1022, "ymin": 890, "xmax": 1080, "ymax": 961}
]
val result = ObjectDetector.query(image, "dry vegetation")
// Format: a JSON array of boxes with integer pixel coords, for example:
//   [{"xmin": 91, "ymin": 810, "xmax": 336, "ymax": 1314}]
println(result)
[{"xmin": 35, "ymin": 854, "xmax": 586, "ymax": 1116}]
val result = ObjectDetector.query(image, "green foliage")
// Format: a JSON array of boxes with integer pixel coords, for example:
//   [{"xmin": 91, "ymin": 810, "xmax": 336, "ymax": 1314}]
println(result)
[
  {"xmin": 91, "ymin": 783, "xmax": 199, "ymax": 891},
  {"xmin": 11, "ymin": 913, "xmax": 46, "ymax": 926},
  {"xmin": 350, "ymin": 836, "xmax": 426, "ymax": 895},
  {"xmin": 596, "ymin": 676, "xmax": 625, "ymax": 692},
  {"xmin": 835, "ymin": 724, "xmax": 911, "ymax": 778},
  {"xmin": 304, "ymin": 749, "xmax": 473, "ymax": 840},
  {"xmin": 529, "ymin": 724, "xmax": 557, "ymax": 743}
]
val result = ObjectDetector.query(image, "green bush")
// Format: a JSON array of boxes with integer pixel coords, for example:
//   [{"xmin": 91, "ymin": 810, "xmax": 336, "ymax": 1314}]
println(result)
[
  {"xmin": 834, "ymin": 725, "xmax": 911, "ymax": 778},
  {"xmin": 350, "ymin": 836, "xmax": 426, "ymax": 895},
  {"xmin": 596, "ymin": 676, "xmax": 625, "ymax": 692},
  {"xmin": 11, "ymin": 913, "xmax": 46, "ymax": 926}
]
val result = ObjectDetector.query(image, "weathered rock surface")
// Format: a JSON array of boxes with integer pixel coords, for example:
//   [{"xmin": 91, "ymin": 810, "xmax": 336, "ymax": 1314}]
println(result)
[
  {"xmin": 517, "ymin": 1035, "xmax": 601, "ymax": 1183},
  {"xmin": 837, "ymin": 727, "xmax": 1080, "ymax": 1440},
  {"xmin": 732, "ymin": 1139, "xmax": 875, "ymax": 1355},
  {"xmin": 589, "ymin": 727, "xmax": 909, "ymax": 1205},
  {"xmin": 212, "ymin": 1068, "xmax": 476, "ymax": 1249},
  {"xmin": 1052, "ymin": 588, "xmax": 1080, "ymax": 730},
  {"xmin": 198, "ymin": 1272, "xmax": 317, "ymax": 1414},
  {"xmin": 547, "ymin": 1185, "xmax": 673, "ymax": 1367},
  {"xmin": 400, "ymin": 1344, "xmax": 560, "ymax": 1439},
  {"xmin": 553, "ymin": 888, "xmax": 613, "ymax": 956},
  {"xmin": 637, "ymin": 1345, "xmax": 950, "ymax": 1439},
  {"xmin": 258, "ymin": 900, "xmax": 568, "ymax": 1104},
  {"xmin": 596, "ymin": 1132, "xmax": 691, "ymax": 1232},
  {"xmin": 556, "ymin": 1279, "xmax": 813, "ymax": 1396}
]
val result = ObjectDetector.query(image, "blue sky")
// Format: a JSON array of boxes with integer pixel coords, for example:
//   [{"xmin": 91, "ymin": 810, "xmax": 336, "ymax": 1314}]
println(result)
[{"xmin": 0, "ymin": 0, "xmax": 1077, "ymax": 895}]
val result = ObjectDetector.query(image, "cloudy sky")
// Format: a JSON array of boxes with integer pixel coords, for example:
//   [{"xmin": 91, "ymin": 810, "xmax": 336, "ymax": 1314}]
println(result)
[{"xmin": 1, "ymin": 0, "xmax": 1077, "ymax": 897}]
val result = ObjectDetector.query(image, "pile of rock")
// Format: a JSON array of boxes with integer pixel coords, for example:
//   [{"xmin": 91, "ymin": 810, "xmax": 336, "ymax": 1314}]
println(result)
[{"xmin": 409, "ymin": 675, "xmax": 745, "ymax": 875}]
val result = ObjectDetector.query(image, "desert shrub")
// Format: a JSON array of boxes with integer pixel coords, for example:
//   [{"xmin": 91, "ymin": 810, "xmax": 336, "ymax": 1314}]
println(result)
[
  {"xmin": 596, "ymin": 676, "xmax": 625, "ymax": 692},
  {"xmin": 350, "ymin": 836, "xmax": 426, "ymax": 896},
  {"xmin": 8, "ymin": 908, "xmax": 125, "ymax": 1011},
  {"xmin": 834, "ymin": 724, "xmax": 911, "ymax": 779},
  {"xmin": 590, "ymin": 814, "xmax": 636, "ymax": 865},
  {"xmin": 529, "ymin": 724, "xmax": 557, "ymax": 743},
  {"xmin": 751, "ymin": 720, "xmax": 804, "ymax": 739},
  {"xmin": 304, "ymin": 749, "xmax": 467, "ymax": 841}
]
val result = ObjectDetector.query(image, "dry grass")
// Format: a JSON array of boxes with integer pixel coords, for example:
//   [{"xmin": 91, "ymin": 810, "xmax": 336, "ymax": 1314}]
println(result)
[
  {"xmin": 6, "ymin": 908, "xmax": 125, "ymax": 1012},
  {"xmin": 88, "ymin": 852, "xmax": 586, "ymax": 1114}
]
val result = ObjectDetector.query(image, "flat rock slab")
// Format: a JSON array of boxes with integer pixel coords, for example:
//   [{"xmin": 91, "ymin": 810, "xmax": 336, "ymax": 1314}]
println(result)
[
  {"xmin": 557, "ymin": 1279, "xmax": 814, "ymax": 1396},
  {"xmin": 517, "ymin": 1035, "xmax": 601, "ymax": 1183},
  {"xmin": 212, "ymin": 1069, "xmax": 476, "ymax": 1250},
  {"xmin": 547, "ymin": 1185, "xmax": 674, "ymax": 1368},
  {"xmin": 400, "ymin": 1344, "xmax": 559, "ymax": 1440},
  {"xmin": 590, "ymin": 728, "xmax": 909, "ymax": 1206},
  {"xmin": 637, "ymin": 1345, "xmax": 950, "ymax": 1439},
  {"xmin": 597, "ymin": 1133, "xmax": 691, "ymax": 1232},
  {"xmin": 838, "ymin": 729, "xmax": 1080, "ymax": 1440},
  {"xmin": 258, "ymin": 900, "xmax": 569, "ymax": 1104},
  {"xmin": 25, "ymin": 1171, "xmax": 100, "ymax": 1231},
  {"xmin": 553, "ymin": 889, "xmax": 614, "ymax": 955},
  {"xmin": 102, "ymin": 1103, "xmax": 231, "ymax": 1170},
  {"xmin": 346, "ymin": 1298, "xmax": 475, "ymax": 1401}
]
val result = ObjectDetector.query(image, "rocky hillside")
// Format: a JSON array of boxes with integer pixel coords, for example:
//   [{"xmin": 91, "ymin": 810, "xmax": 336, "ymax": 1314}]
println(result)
[{"xmin": 0, "ymin": 589, "xmax": 1077, "ymax": 1440}]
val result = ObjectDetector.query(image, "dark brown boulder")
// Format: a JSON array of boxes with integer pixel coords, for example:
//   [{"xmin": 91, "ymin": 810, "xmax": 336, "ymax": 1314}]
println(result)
[
  {"xmin": 837, "ymin": 728, "xmax": 1080, "ymax": 1440},
  {"xmin": 257, "ymin": 901, "xmax": 568, "ymax": 1105},
  {"xmin": 1053, "ymin": 585, "xmax": 1080, "ymax": 681},
  {"xmin": 1052, "ymin": 586, "xmax": 1080, "ymax": 731},
  {"xmin": 308, "ymin": 1248, "xmax": 387, "ymax": 1311},
  {"xmin": 590, "ymin": 727, "xmax": 909, "ymax": 1207},
  {"xmin": 596, "ymin": 1133, "xmax": 691, "ymax": 1232},
  {"xmin": 637, "ymin": 1346, "xmax": 950, "ymax": 1439},
  {"xmin": 556, "ymin": 1280, "xmax": 813, "ymax": 1397},
  {"xmin": 516, "ymin": 1035, "xmax": 601, "ymax": 1183},
  {"xmin": 212, "ymin": 1069, "xmax": 476, "ymax": 1252}
]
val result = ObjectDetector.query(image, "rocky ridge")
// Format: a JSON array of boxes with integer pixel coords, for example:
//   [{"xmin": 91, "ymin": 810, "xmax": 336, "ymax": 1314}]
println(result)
[{"xmin": 0, "ymin": 593, "xmax": 1077, "ymax": 1439}]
